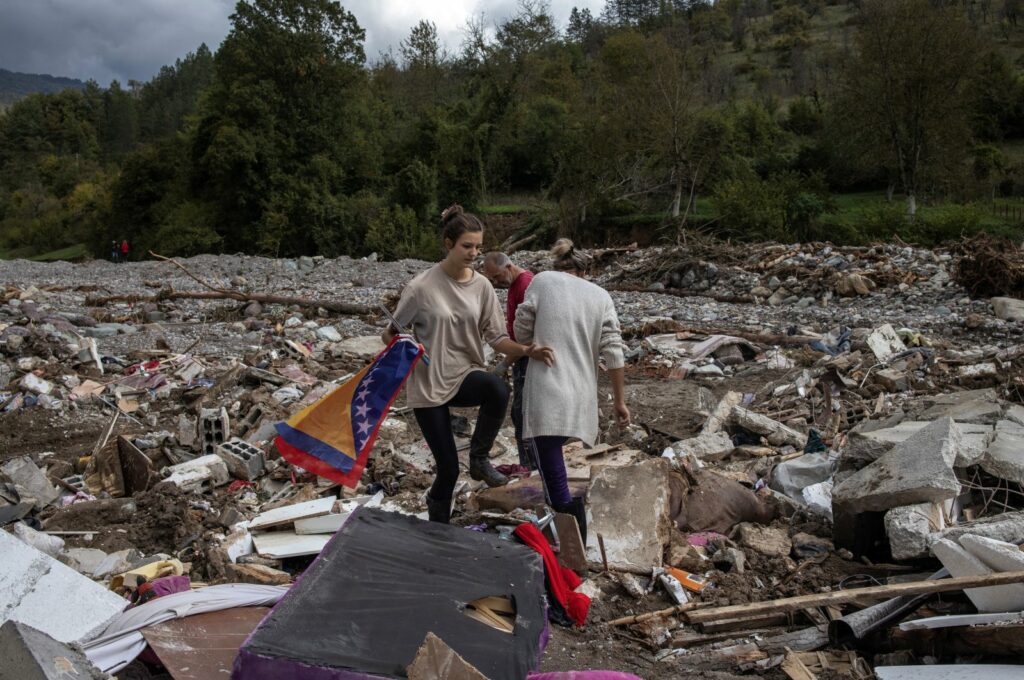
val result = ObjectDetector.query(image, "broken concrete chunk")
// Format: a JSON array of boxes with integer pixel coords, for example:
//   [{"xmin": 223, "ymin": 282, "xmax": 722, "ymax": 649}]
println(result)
[
  {"xmin": 19, "ymin": 374, "xmax": 54, "ymax": 395},
  {"xmin": 931, "ymin": 538, "xmax": 1024, "ymax": 613},
  {"xmin": 939, "ymin": 511, "xmax": 1024, "ymax": 546},
  {"xmin": 833, "ymin": 417, "xmax": 962, "ymax": 514},
  {"xmin": 1, "ymin": 456, "xmax": 59, "ymax": 510},
  {"xmin": 991, "ymin": 296, "xmax": 1024, "ymax": 322},
  {"xmin": 702, "ymin": 391, "xmax": 742, "ymax": 435},
  {"xmin": 729, "ymin": 406, "xmax": 807, "ymax": 448},
  {"xmin": 0, "ymin": 530, "xmax": 126, "ymax": 644},
  {"xmin": 920, "ymin": 389, "xmax": 1002, "ymax": 423},
  {"xmin": 980, "ymin": 421, "xmax": 1024, "ymax": 484},
  {"xmin": 866, "ymin": 324, "xmax": 906, "ymax": 363},
  {"xmin": 0, "ymin": 621, "xmax": 107, "ymax": 680},
  {"xmin": 671, "ymin": 431, "xmax": 734, "ymax": 461},
  {"xmin": 959, "ymin": 535, "xmax": 1024, "ymax": 574},
  {"xmin": 873, "ymin": 368, "xmax": 909, "ymax": 392},
  {"xmin": 226, "ymin": 563, "xmax": 291, "ymax": 586},
  {"xmin": 162, "ymin": 454, "xmax": 230, "ymax": 492},
  {"xmin": 854, "ymin": 420, "xmax": 992, "ymax": 468},
  {"xmin": 885, "ymin": 503, "xmax": 946, "ymax": 561},
  {"xmin": 735, "ymin": 523, "xmax": 792, "ymax": 558},
  {"xmin": 587, "ymin": 458, "xmax": 672, "ymax": 572}
]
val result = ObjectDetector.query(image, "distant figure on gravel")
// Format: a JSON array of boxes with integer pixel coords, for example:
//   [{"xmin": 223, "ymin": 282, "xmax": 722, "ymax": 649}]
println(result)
[
  {"xmin": 514, "ymin": 238, "xmax": 630, "ymax": 544},
  {"xmin": 383, "ymin": 204, "xmax": 555, "ymax": 524},
  {"xmin": 120, "ymin": 239, "xmax": 129, "ymax": 262},
  {"xmin": 110, "ymin": 241, "xmax": 119, "ymax": 263},
  {"xmin": 482, "ymin": 251, "xmax": 535, "ymax": 469}
]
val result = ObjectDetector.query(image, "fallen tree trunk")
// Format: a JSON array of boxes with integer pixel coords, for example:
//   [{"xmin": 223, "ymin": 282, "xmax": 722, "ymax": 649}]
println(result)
[
  {"xmin": 685, "ymin": 571, "xmax": 1024, "ymax": 624},
  {"xmin": 84, "ymin": 289, "xmax": 371, "ymax": 315}
]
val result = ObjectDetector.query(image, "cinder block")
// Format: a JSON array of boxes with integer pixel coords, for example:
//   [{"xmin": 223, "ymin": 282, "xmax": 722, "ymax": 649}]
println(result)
[
  {"xmin": 216, "ymin": 438, "xmax": 266, "ymax": 481},
  {"xmin": 163, "ymin": 454, "xmax": 230, "ymax": 492},
  {"xmin": 199, "ymin": 407, "xmax": 230, "ymax": 456}
]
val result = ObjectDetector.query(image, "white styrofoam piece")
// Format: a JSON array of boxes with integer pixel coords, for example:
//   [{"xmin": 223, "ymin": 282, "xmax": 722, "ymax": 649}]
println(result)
[
  {"xmin": 0, "ymin": 530, "xmax": 126, "ymax": 643},
  {"xmin": 252, "ymin": 531, "xmax": 330, "ymax": 559},
  {"xmin": 875, "ymin": 666, "xmax": 1024, "ymax": 680},
  {"xmin": 293, "ymin": 494, "xmax": 383, "ymax": 534},
  {"xmin": 248, "ymin": 497, "xmax": 335, "ymax": 531}
]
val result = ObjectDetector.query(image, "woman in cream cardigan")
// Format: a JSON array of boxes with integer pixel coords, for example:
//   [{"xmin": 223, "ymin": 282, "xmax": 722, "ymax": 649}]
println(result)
[{"xmin": 513, "ymin": 239, "xmax": 631, "ymax": 543}]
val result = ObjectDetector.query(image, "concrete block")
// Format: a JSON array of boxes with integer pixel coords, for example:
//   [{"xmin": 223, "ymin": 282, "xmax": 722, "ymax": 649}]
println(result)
[
  {"xmin": 920, "ymin": 389, "xmax": 1002, "ymax": 423},
  {"xmin": 931, "ymin": 538, "xmax": 1024, "ymax": 613},
  {"xmin": 874, "ymin": 368, "xmax": 909, "ymax": 392},
  {"xmin": 162, "ymin": 454, "xmax": 230, "ymax": 493},
  {"xmin": 586, "ymin": 458, "xmax": 673, "ymax": 571},
  {"xmin": 729, "ymin": 406, "xmax": 807, "ymax": 448},
  {"xmin": 701, "ymin": 391, "xmax": 742, "ymax": 434},
  {"xmin": 885, "ymin": 503, "xmax": 946, "ymax": 561},
  {"xmin": 866, "ymin": 324, "xmax": 906, "ymax": 363},
  {"xmin": 981, "ymin": 421, "xmax": 1024, "ymax": 484},
  {"xmin": 199, "ymin": 407, "xmax": 230, "ymax": 457},
  {"xmin": 1, "ymin": 456, "xmax": 59, "ymax": 510},
  {"xmin": 63, "ymin": 548, "xmax": 109, "ymax": 577},
  {"xmin": 0, "ymin": 530, "xmax": 126, "ymax": 644},
  {"xmin": 959, "ymin": 535, "xmax": 1024, "ymax": 573},
  {"xmin": 857, "ymin": 420, "xmax": 992, "ymax": 467},
  {"xmin": 671, "ymin": 431, "xmax": 734, "ymax": 461},
  {"xmin": 0, "ymin": 621, "xmax": 107, "ymax": 680},
  {"xmin": 175, "ymin": 413, "xmax": 197, "ymax": 449},
  {"xmin": 832, "ymin": 418, "xmax": 962, "ymax": 513},
  {"xmin": 216, "ymin": 438, "xmax": 265, "ymax": 480},
  {"xmin": 939, "ymin": 511, "xmax": 1024, "ymax": 545}
]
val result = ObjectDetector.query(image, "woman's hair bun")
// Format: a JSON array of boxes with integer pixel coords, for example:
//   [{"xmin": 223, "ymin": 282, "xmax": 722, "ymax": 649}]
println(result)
[
  {"xmin": 550, "ymin": 238, "xmax": 574, "ymax": 259},
  {"xmin": 441, "ymin": 204, "xmax": 464, "ymax": 223}
]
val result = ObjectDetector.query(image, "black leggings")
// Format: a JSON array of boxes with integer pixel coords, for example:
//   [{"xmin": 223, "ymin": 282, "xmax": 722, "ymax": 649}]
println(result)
[{"xmin": 414, "ymin": 370, "xmax": 509, "ymax": 501}]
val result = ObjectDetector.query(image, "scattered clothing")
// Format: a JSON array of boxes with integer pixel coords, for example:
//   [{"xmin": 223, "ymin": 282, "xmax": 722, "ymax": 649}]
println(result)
[{"xmin": 514, "ymin": 522, "xmax": 589, "ymax": 628}]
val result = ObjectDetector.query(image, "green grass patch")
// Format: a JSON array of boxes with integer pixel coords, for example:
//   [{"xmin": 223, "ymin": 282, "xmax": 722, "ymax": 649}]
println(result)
[
  {"xmin": 0, "ymin": 244, "xmax": 37, "ymax": 260},
  {"xmin": 28, "ymin": 243, "xmax": 91, "ymax": 262}
]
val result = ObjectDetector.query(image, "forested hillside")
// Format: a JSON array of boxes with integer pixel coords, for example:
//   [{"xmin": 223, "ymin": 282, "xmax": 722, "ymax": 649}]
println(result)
[
  {"xmin": 3, "ymin": 0, "xmax": 1024, "ymax": 261},
  {"xmin": 0, "ymin": 68, "xmax": 85, "ymax": 108}
]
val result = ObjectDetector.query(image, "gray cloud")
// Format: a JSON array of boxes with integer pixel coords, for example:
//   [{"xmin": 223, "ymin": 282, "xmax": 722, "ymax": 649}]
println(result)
[{"xmin": 0, "ymin": 0, "xmax": 605, "ymax": 84}]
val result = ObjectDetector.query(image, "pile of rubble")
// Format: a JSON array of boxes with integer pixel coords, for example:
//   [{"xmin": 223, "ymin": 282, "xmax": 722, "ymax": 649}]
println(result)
[{"xmin": 2, "ymin": 240, "xmax": 1024, "ymax": 679}]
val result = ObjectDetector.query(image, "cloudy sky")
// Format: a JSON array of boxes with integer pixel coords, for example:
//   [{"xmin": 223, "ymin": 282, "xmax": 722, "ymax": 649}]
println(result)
[{"xmin": 0, "ymin": 0, "xmax": 606, "ymax": 85}]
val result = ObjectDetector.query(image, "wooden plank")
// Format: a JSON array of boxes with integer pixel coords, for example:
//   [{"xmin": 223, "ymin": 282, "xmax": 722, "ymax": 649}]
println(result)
[
  {"xmin": 143, "ymin": 607, "xmax": 270, "ymax": 680},
  {"xmin": 553, "ymin": 512, "xmax": 587, "ymax": 575},
  {"xmin": 685, "ymin": 571, "xmax": 1024, "ymax": 624},
  {"xmin": 700, "ymin": 612, "xmax": 791, "ymax": 633}
]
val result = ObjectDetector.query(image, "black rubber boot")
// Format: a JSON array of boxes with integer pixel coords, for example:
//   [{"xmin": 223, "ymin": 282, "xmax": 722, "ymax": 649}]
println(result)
[
  {"xmin": 555, "ymin": 496, "xmax": 588, "ymax": 546},
  {"xmin": 468, "ymin": 413, "xmax": 509, "ymax": 487},
  {"xmin": 426, "ymin": 494, "xmax": 451, "ymax": 524}
]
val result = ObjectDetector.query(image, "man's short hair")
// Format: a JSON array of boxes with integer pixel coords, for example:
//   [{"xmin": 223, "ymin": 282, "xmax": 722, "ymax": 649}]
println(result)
[{"xmin": 483, "ymin": 251, "xmax": 511, "ymax": 267}]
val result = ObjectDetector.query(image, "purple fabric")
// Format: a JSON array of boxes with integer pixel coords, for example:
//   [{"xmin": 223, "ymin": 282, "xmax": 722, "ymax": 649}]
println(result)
[
  {"xmin": 148, "ymin": 575, "xmax": 191, "ymax": 598},
  {"xmin": 528, "ymin": 674, "xmax": 643, "ymax": 680},
  {"xmin": 532, "ymin": 436, "xmax": 571, "ymax": 506}
]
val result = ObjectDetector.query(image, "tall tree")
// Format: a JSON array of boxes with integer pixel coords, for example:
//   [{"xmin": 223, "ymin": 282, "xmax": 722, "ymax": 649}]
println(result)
[{"xmin": 837, "ymin": 0, "xmax": 978, "ymax": 218}]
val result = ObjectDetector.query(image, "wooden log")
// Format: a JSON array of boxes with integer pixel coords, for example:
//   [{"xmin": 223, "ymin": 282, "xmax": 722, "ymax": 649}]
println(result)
[
  {"xmin": 685, "ymin": 571, "xmax": 1024, "ymax": 624},
  {"xmin": 606, "ymin": 601, "xmax": 711, "ymax": 627}
]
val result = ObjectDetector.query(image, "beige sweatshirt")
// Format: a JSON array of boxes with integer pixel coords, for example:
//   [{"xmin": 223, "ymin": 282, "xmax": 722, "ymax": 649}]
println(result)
[{"xmin": 393, "ymin": 264, "xmax": 508, "ymax": 408}]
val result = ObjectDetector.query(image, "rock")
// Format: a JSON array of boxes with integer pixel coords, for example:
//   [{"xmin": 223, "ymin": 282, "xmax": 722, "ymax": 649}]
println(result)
[
  {"xmin": 834, "ymin": 273, "xmax": 874, "ymax": 297},
  {"xmin": 298, "ymin": 256, "xmax": 316, "ymax": 272},
  {"xmin": 729, "ymin": 406, "xmax": 807, "ymax": 448},
  {"xmin": 672, "ymin": 431, "xmax": 734, "ymax": 461},
  {"xmin": 702, "ymin": 391, "xmax": 743, "ymax": 435},
  {"xmin": 284, "ymin": 316, "xmax": 302, "ymax": 328},
  {"xmin": 767, "ymin": 288, "xmax": 789, "ymax": 306},
  {"xmin": 832, "ymin": 418, "xmax": 962, "ymax": 513},
  {"xmin": 62, "ymin": 548, "xmax": 109, "ymax": 576},
  {"xmin": 939, "ymin": 511, "xmax": 1024, "ymax": 545},
  {"xmin": 854, "ymin": 419, "xmax": 991, "ymax": 468},
  {"xmin": 244, "ymin": 301, "xmax": 263, "ymax": 317},
  {"xmin": 885, "ymin": 503, "xmax": 945, "ymax": 561},
  {"xmin": 333, "ymin": 335, "xmax": 385, "ymax": 361},
  {"xmin": 874, "ymin": 368, "xmax": 909, "ymax": 392},
  {"xmin": 648, "ymin": 282, "xmax": 665, "ymax": 291},
  {"xmin": 750, "ymin": 286, "xmax": 772, "ymax": 297},
  {"xmin": 931, "ymin": 538, "xmax": 1024, "ymax": 613},
  {"xmin": 980, "ymin": 420, "xmax": 1024, "ymax": 484},
  {"xmin": 712, "ymin": 546, "xmax": 746, "ymax": 574},
  {"xmin": 587, "ymin": 458, "xmax": 673, "ymax": 572},
  {"xmin": 767, "ymin": 276, "xmax": 782, "ymax": 290},
  {"xmin": 144, "ymin": 311, "xmax": 166, "ymax": 323},
  {"xmin": 991, "ymin": 296, "xmax": 1024, "ymax": 322},
  {"xmin": 0, "ymin": 620, "xmax": 107, "ymax": 680},
  {"xmin": 735, "ymin": 523, "xmax": 792, "ymax": 558},
  {"xmin": 1, "ymin": 457, "xmax": 59, "ymax": 510},
  {"xmin": 226, "ymin": 563, "xmax": 291, "ymax": 586},
  {"xmin": 866, "ymin": 324, "xmax": 906, "ymax": 363},
  {"xmin": 315, "ymin": 325, "xmax": 342, "ymax": 342},
  {"xmin": 19, "ymin": 374, "xmax": 53, "ymax": 395}
]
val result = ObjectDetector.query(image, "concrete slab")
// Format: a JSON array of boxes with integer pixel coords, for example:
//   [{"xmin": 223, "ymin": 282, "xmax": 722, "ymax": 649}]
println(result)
[
  {"xmin": 251, "ymin": 531, "xmax": 330, "ymax": 559},
  {"xmin": 857, "ymin": 420, "xmax": 992, "ymax": 467},
  {"xmin": 833, "ymin": 418, "xmax": 962, "ymax": 513},
  {"xmin": 729, "ymin": 406, "xmax": 807, "ymax": 448},
  {"xmin": 586, "ymin": 458, "xmax": 673, "ymax": 571},
  {"xmin": 0, "ymin": 621, "xmax": 106, "ymax": 680},
  {"xmin": 981, "ymin": 421, "xmax": 1024, "ymax": 484},
  {"xmin": 920, "ymin": 389, "xmax": 1002, "ymax": 423},
  {"xmin": 959, "ymin": 535, "xmax": 1024, "ymax": 573},
  {"xmin": 0, "ymin": 530, "xmax": 126, "ymax": 644},
  {"xmin": 931, "ymin": 538, "xmax": 1024, "ymax": 613},
  {"xmin": 939, "ymin": 511, "xmax": 1024, "ymax": 545},
  {"xmin": 885, "ymin": 503, "xmax": 946, "ymax": 561},
  {"xmin": 671, "ymin": 431, "xmax": 734, "ymax": 461},
  {"xmin": 1, "ymin": 457, "xmax": 58, "ymax": 510},
  {"xmin": 248, "ymin": 497, "xmax": 335, "ymax": 531},
  {"xmin": 1006, "ymin": 403, "xmax": 1024, "ymax": 428}
]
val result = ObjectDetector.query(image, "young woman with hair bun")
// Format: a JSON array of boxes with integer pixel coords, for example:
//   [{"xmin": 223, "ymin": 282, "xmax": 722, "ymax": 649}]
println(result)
[{"xmin": 383, "ymin": 204, "xmax": 555, "ymax": 523}]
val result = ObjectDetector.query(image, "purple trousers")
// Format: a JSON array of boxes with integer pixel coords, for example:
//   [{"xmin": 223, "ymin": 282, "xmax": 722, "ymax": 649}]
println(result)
[{"xmin": 530, "ymin": 436, "xmax": 572, "ymax": 506}]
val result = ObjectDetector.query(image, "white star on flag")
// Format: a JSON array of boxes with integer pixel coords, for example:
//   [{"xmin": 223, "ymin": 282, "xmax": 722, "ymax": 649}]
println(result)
[
  {"xmin": 356, "ymin": 420, "xmax": 372, "ymax": 436},
  {"xmin": 355, "ymin": 403, "xmax": 370, "ymax": 419},
  {"xmin": 356, "ymin": 387, "xmax": 370, "ymax": 402},
  {"xmin": 363, "ymin": 373, "xmax": 376, "ymax": 386}
]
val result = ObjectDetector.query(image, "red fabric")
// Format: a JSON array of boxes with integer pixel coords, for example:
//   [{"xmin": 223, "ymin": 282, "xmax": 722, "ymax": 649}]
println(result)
[
  {"xmin": 514, "ymin": 522, "xmax": 589, "ymax": 627},
  {"xmin": 120, "ymin": 240, "xmax": 129, "ymax": 254},
  {"xmin": 506, "ymin": 270, "xmax": 534, "ymax": 341}
]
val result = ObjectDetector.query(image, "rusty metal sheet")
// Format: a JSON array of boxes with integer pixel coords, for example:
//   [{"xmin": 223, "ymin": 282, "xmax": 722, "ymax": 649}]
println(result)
[{"xmin": 142, "ymin": 606, "xmax": 270, "ymax": 679}]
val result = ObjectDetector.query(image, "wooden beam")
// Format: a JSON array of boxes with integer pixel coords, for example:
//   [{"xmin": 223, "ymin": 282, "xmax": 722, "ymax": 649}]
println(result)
[{"xmin": 686, "ymin": 571, "xmax": 1024, "ymax": 624}]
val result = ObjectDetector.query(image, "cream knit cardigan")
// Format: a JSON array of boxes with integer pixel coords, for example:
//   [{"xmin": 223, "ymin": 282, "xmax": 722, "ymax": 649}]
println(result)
[{"xmin": 513, "ymin": 271, "xmax": 626, "ymax": 446}]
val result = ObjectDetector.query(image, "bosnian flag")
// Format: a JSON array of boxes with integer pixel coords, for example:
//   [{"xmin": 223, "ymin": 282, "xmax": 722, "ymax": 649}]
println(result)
[{"xmin": 274, "ymin": 336, "xmax": 425, "ymax": 488}]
